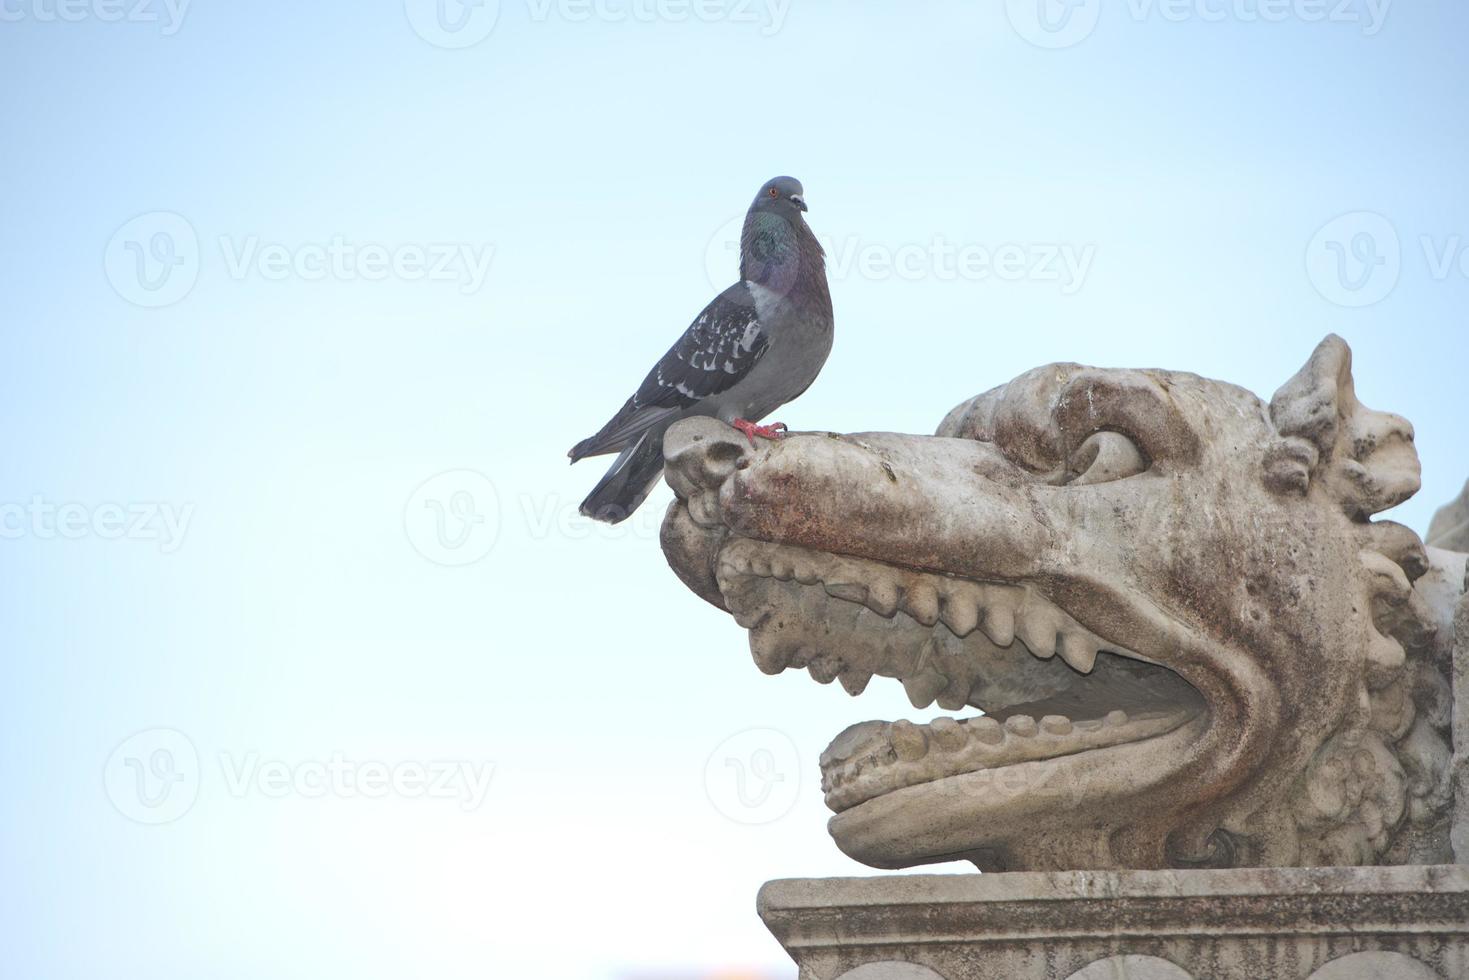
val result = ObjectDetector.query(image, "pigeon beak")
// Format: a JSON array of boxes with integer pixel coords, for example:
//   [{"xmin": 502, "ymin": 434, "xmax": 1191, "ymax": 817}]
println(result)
[{"xmin": 790, "ymin": 194, "xmax": 808, "ymax": 212}]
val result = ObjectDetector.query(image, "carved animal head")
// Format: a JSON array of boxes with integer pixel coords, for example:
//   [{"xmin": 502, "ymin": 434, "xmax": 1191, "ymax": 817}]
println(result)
[{"xmin": 660, "ymin": 335, "xmax": 1457, "ymax": 871}]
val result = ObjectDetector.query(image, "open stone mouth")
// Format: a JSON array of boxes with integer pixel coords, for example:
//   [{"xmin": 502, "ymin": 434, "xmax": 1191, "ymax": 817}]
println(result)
[{"xmin": 714, "ymin": 537, "xmax": 1205, "ymax": 815}]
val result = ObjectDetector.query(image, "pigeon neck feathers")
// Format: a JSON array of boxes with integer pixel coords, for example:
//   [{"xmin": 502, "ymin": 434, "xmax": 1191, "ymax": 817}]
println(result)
[{"xmin": 739, "ymin": 208, "xmax": 827, "ymax": 304}]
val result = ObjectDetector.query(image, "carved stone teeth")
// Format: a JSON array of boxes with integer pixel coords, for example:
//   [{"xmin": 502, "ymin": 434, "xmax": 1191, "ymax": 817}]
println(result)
[
  {"xmin": 1004, "ymin": 715, "xmax": 1038, "ymax": 737},
  {"xmin": 890, "ymin": 720, "xmax": 928, "ymax": 762},
  {"xmin": 929, "ymin": 717, "xmax": 967, "ymax": 751},
  {"xmin": 732, "ymin": 607, "xmax": 769, "ymax": 630},
  {"xmin": 1041, "ymin": 715, "xmax": 1073, "ymax": 735},
  {"xmin": 868, "ymin": 579, "xmax": 900, "ymax": 617},
  {"xmin": 1016, "ymin": 610, "xmax": 1060, "ymax": 661},
  {"xmin": 819, "ymin": 703, "xmax": 1200, "ymax": 809},
  {"xmin": 838, "ymin": 670, "xmax": 872, "ymax": 697},
  {"xmin": 821, "ymin": 720, "xmax": 887, "ymax": 768},
  {"xmin": 941, "ymin": 594, "xmax": 980, "ymax": 637},
  {"xmin": 971, "ymin": 716, "xmax": 1003, "ymax": 744},
  {"xmin": 770, "ymin": 556, "xmax": 794, "ymax": 581},
  {"xmin": 935, "ymin": 685, "xmax": 971, "ymax": 712},
  {"xmin": 872, "ymin": 632, "xmax": 907, "ymax": 680},
  {"xmin": 1058, "ymin": 632, "xmax": 1099, "ymax": 674},
  {"xmin": 808, "ymin": 655, "xmax": 839, "ymax": 684},
  {"xmin": 750, "ymin": 555, "xmax": 772, "ymax": 577},
  {"xmin": 904, "ymin": 583, "xmax": 940, "ymax": 626},
  {"xmin": 1105, "ymin": 709, "xmax": 1129, "ymax": 727},
  {"xmin": 982, "ymin": 605, "xmax": 1016, "ymax": 647},
  {"xmin": 903, "ymin": 668, "xmax": 949, "ymax": 710},
  {"xmin": 748, "ymin": 631, "xmax": 791, "ymax": 676},
  {"xmin": 825, "ymin": 581, "xmax": 868, "ymax": 604},
  {"xmin": 794, "ymin": 561, "xmax": 821, "ymax": 586}
]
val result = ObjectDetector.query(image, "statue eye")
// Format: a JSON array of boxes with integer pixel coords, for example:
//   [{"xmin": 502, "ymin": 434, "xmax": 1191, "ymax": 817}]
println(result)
[{"xmin": 1063, "ymin": 431, "xmax": 1149, "ymax": 486}]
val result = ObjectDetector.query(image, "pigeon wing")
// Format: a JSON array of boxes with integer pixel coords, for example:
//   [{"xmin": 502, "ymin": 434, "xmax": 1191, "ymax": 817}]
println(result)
[
  {"xmin": 635, "ymin": 283, "xmax": 769, "ymax": 409},
  {"xmin": 569, "ymin": 284, "xmax": 769, "ymax": 459}
]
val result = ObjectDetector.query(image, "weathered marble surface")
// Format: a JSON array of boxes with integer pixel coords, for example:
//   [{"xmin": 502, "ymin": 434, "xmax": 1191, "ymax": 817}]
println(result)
[
  {"xmin": 662, "ymin": 335, "xmax": 1461, "ymax": 872},
  {"xmin": 1454, "ymin": 556, "xmax": 1469, "ymax": 863},
  {"xmin": 1428, "ymin": 480, "xmax": 1469, "ymax": 551},
  {"xmin": 758, "ymin": 866, "xmax": 1469, "ymax": 980}
]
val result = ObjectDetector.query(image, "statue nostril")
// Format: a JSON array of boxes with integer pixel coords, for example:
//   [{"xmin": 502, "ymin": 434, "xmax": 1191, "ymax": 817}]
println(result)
[
  {"xmin": 708, "ymin": 442, "xmax": 745, "ymax": 467},
  {"xmin": 663, "ymin": 418, "xmax": 754, "ymax": 497}
]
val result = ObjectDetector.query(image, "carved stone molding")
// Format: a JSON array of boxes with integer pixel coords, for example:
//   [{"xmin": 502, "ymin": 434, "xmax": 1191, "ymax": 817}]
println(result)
[{"xmin": 759, "ymin": 866, "xmax": 1469, "ymax": 980}]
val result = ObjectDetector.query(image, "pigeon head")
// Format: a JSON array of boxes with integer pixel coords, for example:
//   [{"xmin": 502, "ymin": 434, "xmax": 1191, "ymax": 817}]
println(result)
[
  {"xmin": 740, "ymin": 175, "xmax": 826, "ymax": 294},
  {"xmin": 751, "ymin": 176, "xmax": 808, "ymax": 215}
]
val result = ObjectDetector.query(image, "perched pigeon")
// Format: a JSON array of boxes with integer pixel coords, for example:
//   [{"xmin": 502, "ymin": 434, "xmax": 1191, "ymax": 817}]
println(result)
[{"xmin": 568, "ymin": 176, "xmax": 834, "ymax": 524}]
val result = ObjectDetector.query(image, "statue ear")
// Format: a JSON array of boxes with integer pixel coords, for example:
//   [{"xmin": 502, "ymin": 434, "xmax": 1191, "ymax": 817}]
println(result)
[{"xmin": 1266, "ymin": 334, "xmax": 1420, "ymax": 518}]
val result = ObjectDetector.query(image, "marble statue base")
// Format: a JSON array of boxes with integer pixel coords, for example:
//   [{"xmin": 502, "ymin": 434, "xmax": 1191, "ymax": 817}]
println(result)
[{"xmin": 757, "ymin": 865, "xmax": 1469, "ymax": 980}]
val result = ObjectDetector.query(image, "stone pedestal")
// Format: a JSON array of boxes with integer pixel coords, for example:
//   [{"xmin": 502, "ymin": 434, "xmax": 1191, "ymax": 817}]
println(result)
[{"xmin": 758, "ymin": 866, "xmax": 1469, "ymax": 980}]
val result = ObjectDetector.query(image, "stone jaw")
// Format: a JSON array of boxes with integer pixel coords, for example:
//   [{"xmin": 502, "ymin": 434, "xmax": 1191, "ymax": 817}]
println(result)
[
  {"xmin": 658, "ymin": 335, "xmax": 1457, "ymax": 873},
  {"xmin": 713, "ymin": 536, "xmax": 1204, "ymax": 816}
]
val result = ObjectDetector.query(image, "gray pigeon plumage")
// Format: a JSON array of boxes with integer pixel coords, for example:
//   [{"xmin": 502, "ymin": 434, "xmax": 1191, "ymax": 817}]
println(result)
[{"xmin": 568, "ymin": 176, "xmax": 835, "ymax": 524}]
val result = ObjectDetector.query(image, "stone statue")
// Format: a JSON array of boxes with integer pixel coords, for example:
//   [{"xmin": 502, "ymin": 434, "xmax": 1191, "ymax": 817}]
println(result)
[{"xmin": 661, "ymin": 334, "xmax": 1465, "ymax": 875}]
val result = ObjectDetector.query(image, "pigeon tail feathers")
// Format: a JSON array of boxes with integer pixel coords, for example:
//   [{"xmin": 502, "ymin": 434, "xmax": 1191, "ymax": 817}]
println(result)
[
  {"xmin": 577, "ymin": 429, "xmax": 665, "ymax": 524},
  {"xmin": 568, "ymin": 403, "xmax": 678, "ymax": 463}
]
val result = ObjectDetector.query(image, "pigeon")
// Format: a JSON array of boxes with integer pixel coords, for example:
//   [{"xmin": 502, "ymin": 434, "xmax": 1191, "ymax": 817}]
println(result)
[{"xmin": 568, "ymin": 176, "xmax": 834, "ymax": 524}]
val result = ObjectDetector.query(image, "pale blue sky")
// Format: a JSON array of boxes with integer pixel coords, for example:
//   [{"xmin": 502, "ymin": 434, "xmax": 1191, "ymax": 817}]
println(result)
[{"xmin": 1, "ymin": 2, "xmax": 1466, "ymax": 978}]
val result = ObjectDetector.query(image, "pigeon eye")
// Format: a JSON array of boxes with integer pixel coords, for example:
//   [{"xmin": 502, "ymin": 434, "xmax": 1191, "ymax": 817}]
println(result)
[{"xmin": 769, "ymin": 188, "xmax": 779, "ymax": 197}]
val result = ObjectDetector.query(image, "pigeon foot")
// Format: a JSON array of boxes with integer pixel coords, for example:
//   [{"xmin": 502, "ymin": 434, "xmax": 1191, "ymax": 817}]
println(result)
[{"xmin": 732, "ymin": 419, "xmax": 787, "ymax": 446}]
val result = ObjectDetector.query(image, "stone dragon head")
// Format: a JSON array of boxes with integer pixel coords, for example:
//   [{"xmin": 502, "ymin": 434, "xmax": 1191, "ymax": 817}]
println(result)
[{"xmin": 660, "ymin": 335, "xmax": 1462, "ymax": 872}]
